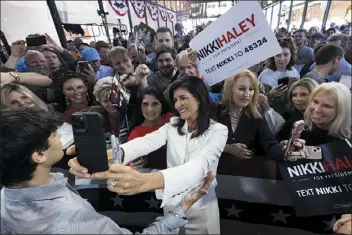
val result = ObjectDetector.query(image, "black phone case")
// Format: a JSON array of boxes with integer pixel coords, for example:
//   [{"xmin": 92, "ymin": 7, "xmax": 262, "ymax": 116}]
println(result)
[
  {"xmin": 72, "ymin": 112, "xmax": 108, "ymax": 173},
  {"xmin": 26, "ymin": 36, "xmax": 46, "ymax": 47},
  {"xmin": 278, "ymin": 77, "xmax": 289, "ymax": 86},
  {"xmin": 78, "ymin": 62, "xmax": 89, "ymax": 74}
]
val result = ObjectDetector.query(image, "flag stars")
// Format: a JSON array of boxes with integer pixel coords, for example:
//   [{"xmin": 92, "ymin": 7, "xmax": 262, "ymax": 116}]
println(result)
[
  {"xmin": 271, "ymin": 209, "xmax": 291, "ymax": 224},
  {"xmin": 145, "ymin": 197, "xmax": 160, "ymax": 209},
  {"xmin": 110, "ymin": 194, "xmax": 124, "ymax": 208},
  {"xmin": 225, "ymin": 204, "xmax": 242, "ymax": 218},
  {"xmin": 323, "ymin": 216, "xmax": 337, "ymax": 231}
]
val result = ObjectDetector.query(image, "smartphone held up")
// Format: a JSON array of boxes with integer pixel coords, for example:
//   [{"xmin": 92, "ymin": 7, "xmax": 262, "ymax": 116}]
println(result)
[
  {"xmin": 72, "ymin": 112, "xmax": 109, "ymax": 173},
  {"xmin": 284, "ymin": 120, "xmax": 322, "ymax": 161}
]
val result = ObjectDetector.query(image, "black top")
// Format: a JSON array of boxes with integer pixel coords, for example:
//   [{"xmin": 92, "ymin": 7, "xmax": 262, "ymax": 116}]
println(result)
[
  {"xmin": 301, "ymin": 125, "xmax": 342, "ymax": 146},
  {"xmin": 215, "ymin": 104, "xmax": 284, "ymax": 160},
  {"xmin": 277, "ymin": 109, "xmax": 304, "ymax": 141}
]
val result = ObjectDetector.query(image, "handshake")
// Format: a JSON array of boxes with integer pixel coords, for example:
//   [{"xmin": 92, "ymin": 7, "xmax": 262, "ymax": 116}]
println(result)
[{"xmin": 66, "ymin": 145, "xmax": 214, "ymax": 213}]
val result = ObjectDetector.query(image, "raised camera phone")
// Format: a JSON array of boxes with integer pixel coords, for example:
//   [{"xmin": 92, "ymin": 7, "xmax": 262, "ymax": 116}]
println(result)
[
  {"xmin": 278, "ymin": 77, "xmax": 289, "ymax": 86},
  {"xmin": 284, "ymin": 120, "xmax": 305, "ymax": 160},
  {"xmin": 72, "ymin": 112, "xmax": 109, "ymax": 173},
  {"xmin": 78, "ymin": 61, "xmax": 89, "ymax": 74},
  {"xmin": 26, "ymin": 34, "xmax": 46, "ymax": 47}
]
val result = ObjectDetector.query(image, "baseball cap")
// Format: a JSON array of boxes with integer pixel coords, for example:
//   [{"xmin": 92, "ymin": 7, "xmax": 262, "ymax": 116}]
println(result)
[{"xmin": 80, "ymin": 47, "xmax": 100, "ymax": 62}]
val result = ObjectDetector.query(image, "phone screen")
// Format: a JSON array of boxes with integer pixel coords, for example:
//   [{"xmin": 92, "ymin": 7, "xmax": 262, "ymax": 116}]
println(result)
[
  {"xmin": 284, "ymin": 120, "xmax": 305, "ymax": 158},
  {"xmin": 278, "ymin": 77, "xmax": 289, "ymax": 86},
  {"xmin": 110, "ymin": 83, "xmax": 120, "ymax": 106},
  {"xmin": 78, "ymin": 61, "xmax": 89, "ymax": 74}
]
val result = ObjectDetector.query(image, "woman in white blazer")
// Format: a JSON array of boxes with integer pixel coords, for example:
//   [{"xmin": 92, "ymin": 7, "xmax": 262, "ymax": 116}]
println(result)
[{"xmin": 68, "ymin": 76, "xmax": 228, "ymax": 234}]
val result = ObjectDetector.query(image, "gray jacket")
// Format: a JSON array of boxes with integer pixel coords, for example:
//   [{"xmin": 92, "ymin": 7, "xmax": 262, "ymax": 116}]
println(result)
[
  {"xmin": 1, "ymin": 173, "xmax": 187, "ymax": 234},
  {"xmin": 147, "ymin": 71, "xmax": 176, "ymax": 95}
]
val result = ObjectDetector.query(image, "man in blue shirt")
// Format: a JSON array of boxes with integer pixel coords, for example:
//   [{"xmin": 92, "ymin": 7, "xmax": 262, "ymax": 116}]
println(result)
[
  {"xmin": 80, "ymin": 47, "xmax": 114, "ymax": 80},
  {"xmin": 326, "ymin": 34, "xmax": 352, "ymax": 82},
  {"xmin": 293, "ymin": 29, "xmax": 314, "ymax": 73},
  {"xmin": 309, "ymin": 34, "xmax": 352, "ymax": 82},
  {"xmin": 146, "ymin": 27, "xmax": 174, "ymax": 72},
  {"xmin": 0, "ymin": 107, "xmax": 214, "ymax": 234}
]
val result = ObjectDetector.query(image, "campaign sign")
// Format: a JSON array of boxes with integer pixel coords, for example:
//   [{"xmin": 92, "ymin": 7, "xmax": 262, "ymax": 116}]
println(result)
[
  {"xmin": 278, "ymin": 139, "xmax": 352, "ymax": 217},
  {"xmin": 189, "ymin": 1, "xmax": 282, "ymax": 86}
]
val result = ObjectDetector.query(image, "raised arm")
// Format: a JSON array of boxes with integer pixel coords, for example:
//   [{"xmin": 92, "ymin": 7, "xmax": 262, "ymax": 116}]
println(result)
[
  {"xmin": 156, "ymin": 124, "xmax": 227, "ymax": 206},
  {"xmin": 1, "ymin": 72, "xmax": 52, "ymax": 87},
  {"xmin": 258, "ymin": 117, "xmax": 285, "ymax": 159}
]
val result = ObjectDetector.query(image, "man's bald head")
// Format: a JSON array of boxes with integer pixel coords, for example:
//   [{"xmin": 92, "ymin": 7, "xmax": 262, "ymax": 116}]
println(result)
[{"xmin": 25, "ymin": 50, "xmax": 49, "ymax": 76}]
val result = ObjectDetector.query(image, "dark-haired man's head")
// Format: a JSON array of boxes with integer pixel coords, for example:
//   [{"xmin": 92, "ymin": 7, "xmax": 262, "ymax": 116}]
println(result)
[
  {"xmin": 78, "ymin": 43, "xmax": 90, "ymax": 52},
  {"xmin": 328, "ymin": 33, "xmax": 349, "ymax": 52},
  {"xmin": 315, "ymin": 44, "xmax": 344, "ymax": 75},
  {"xmin": 308, "ymin": 32, "xmax": 324, "ymax": 48},
  {"xmin": 308, "ymin": 26, "xmax": 319, "ymax": 36},
  {"xmin": 155, "ymin": 27, "xmax": 174, "ymax": 49},
  {"xmin": 294, "ymin": 29, "xmax": 308, "ymax": 47},
  {"xmin": 0, "ymin": 107, "xmax": 63, "ymax": 188},
  {"xmin": 95, "ymin": 41, "xmax": 110, "ymax": 65},
  {"xmin": 277, "ymin": 27, "xmax": 287, "ymax": 40},
  {"xmin": 66, "ymin": 40, "xmax": 76, "ymax": 51},
  {"xmin": 326, "ymin": 28, "xmax": 336, "ymax": 38},
  {"xmin": 156, "ymin": 45, "xmax": 176, "ymax": 77}
]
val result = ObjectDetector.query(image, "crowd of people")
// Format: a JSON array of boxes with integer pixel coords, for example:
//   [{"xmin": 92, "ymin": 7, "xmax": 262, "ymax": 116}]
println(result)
[{"xmin": 1, "ymin": 21, "xmax": 352, "ymax": 234}]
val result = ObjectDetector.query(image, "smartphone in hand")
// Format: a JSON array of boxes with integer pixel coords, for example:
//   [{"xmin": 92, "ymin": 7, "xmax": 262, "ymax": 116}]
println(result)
[
  {"xmin": 72, "ymin": 112, "xmax": 109, "ymax": 173},
  {"xmin": 284, "ymin": 120, "xmax": 305, "ymax": 160},
  {"xmin": 78, "ymin": 61, "xmax": 89, "ymax": 74},
  {"xmin": 278, "ymin": 77, "xmax": 289, "ymax": 86}
]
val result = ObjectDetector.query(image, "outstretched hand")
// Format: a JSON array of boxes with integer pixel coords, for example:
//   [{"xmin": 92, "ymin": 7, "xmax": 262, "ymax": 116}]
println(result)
[{"xmin": 181, "ymin": 172, "xmax": 215, "ymax": 213}]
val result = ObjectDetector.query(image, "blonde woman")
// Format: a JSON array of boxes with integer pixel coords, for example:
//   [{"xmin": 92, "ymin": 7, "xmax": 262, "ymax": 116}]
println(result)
[
  {"xmin": 215, "ymin": 69, "xmax": 305, "ymax": 160},
  {"xmin": 1, "ymin": 83, "xmax": 50, "ymax": 112},
  {"xmin": 277, "ymin": 78, "xmax": 319, "ymax": 140},
  {"xmin": 83, "ymin": 76, "xmax": 130, "ymax": 140},
  {"xmin": 302, "ymin": 82, "xmax": 351, "ymax": 145}
]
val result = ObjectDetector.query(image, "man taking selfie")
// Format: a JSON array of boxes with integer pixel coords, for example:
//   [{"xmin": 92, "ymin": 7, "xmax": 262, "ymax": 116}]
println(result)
[{"xmin": 0, "ymin": 107, "xmax": 214, "ymax": 234}]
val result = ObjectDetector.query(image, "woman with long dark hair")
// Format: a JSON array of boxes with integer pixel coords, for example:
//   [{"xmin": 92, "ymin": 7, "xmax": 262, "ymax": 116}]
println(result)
[
  {"xmin": 68, "ymin": 76, "xmax": 228, "ymax": 234},
  {"xmin": 259, "ymin": 37, "xmax": 299, "ymax": 89},
  {"xmin": 128, "ymin": 87, "xmax": 173, "ymax": 140},
  {"xmin": 59, "ymin": 72, "xmax": 94, "ymax": 123}
]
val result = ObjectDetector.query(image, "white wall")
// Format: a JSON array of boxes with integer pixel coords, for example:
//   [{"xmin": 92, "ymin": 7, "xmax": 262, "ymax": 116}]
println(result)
[
  {"xmin": 146, "ymin": 6, "xmax": 158, "ymax": 31},
  {"xmin": 128, "ymin": 1, "xmax": 146, "ymax": 31},
  {"xmin": 158, "ymin": 9, "xmax": 167, "ymax": 28},
  {"xmin": 1, "ymin": 1, "xmax": 60, "ymax": 44},
  {"xmin": 0, "ymin": 0, "xmax": 176, "ymax": 45},
  {"xmin": 56, "ymin": 1, "xmax": 101, "ymax": 24}
]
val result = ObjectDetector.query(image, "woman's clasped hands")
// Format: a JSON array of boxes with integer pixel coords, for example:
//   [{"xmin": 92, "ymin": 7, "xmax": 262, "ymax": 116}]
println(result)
[{"xmin": 227, "ymin": 143, "xmax": 253, "ymax": 159}]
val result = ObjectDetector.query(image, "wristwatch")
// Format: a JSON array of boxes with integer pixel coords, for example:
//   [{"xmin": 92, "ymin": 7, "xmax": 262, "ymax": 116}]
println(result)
[{"xmin": 9, "ymin": 72, "xmax": 20, "ymax": 83}]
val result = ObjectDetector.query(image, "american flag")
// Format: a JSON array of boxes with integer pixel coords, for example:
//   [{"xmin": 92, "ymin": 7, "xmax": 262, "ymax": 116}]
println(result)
[{"xmin": 57, "ymin": 150, "xmax": 337, "ymax": 234}]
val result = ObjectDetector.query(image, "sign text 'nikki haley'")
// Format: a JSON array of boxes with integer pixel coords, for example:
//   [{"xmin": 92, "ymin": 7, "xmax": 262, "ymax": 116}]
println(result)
[
  {"xmin": 278, "ymin": 140, "xmax": 352, "ymax": 217},
  {"xmin": 190, "ymin": 1, "xmax": 282, "ymax": 86}
]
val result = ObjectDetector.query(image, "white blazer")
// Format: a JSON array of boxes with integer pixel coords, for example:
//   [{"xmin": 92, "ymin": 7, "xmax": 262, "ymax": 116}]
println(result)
[{"xmin": 121, "ymin": 117, "xmax": 228, "ymax": 207}]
